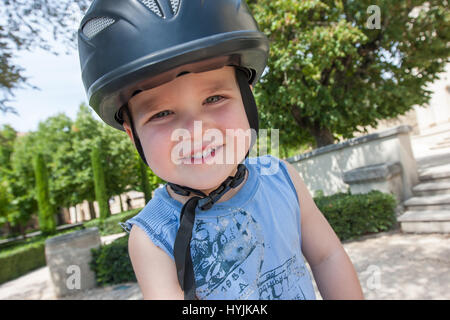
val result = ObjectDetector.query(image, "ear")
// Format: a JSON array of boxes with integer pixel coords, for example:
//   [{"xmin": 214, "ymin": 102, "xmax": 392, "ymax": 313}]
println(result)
[{"xmin": 122, "ymin": 117, "xmax": 136, "ymax": 148}]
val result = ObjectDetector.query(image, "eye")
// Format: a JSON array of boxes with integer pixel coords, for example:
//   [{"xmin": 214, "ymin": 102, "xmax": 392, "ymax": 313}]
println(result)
[
  {"xmin": 150, "ymin": 110, "xmax": 173, "ymax": 121},
  {"xmin": 204, "ymin": 95, "xmax": 225, "ymax": 104}
]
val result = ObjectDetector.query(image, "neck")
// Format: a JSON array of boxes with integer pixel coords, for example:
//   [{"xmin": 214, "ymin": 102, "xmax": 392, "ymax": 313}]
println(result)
[{"xmin": 166, "ymin": 166, "xmax": 248, "ymax": 206}]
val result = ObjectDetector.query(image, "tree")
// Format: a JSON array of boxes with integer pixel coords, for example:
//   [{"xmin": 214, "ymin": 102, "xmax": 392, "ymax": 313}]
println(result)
[
  {"xmin": 7, "ymin": 131, "xmax": 38, "ymax": 234},
  {"xmin": 0, "ymin": 124, "xmax": 16, "ymax": 177},
  {"xmin": 0, "ymin": 0, "xmax": 89, "ymax": 114},
  {"xmin": 72, "ymin": 104, "xmax": 144, "ymax": 212},
  {"xmin": 91, "ymin": 142, "xmax": 111, "ymax": 220},
  {"xmin": 138, "ymin": 157, "xmax": 152, "ymax": 203},
  {"xmin": 0, "ymin": 180, "xmax": 12, "ymax": 231},
  {"xmin": 100, "ymin": 122, "xmax": 142, "ymax": 204},
  {"xmin": 6, "ymin": 114, "xmax": 77, "ymax": 233},
  {"xmin": 33, "ymin": 113, "xmax": 78, "ymax": 209},
  {"xmin": 33, "ymin": 153, "xmax": 56, "ymax": 235},
  {"xmin": 248, "ymin": 0, "xmax": 450, "ymax": 148}
]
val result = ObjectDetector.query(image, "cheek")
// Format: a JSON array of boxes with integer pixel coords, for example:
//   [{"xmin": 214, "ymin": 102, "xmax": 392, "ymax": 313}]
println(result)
[
  {"xmin": 139, "ymin": 127, "xmax": 173, "ymax": 171},
  {"xmin": 214, "ymin": 104, "xmax": 251, "ymax": 161},
  {"xmin": 214, "ymin": 101, "xmax": 250, "ymax": 132}
]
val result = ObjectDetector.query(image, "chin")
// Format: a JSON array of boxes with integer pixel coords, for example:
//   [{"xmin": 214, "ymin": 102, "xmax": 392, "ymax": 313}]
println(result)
[{"xmin": 180, "ymin": 164, "xmax": 238, "ymax": 191}]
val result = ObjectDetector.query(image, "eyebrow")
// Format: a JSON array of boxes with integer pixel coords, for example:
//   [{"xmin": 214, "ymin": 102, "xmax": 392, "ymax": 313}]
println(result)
[
  {"xmin": 134, "ymin": 78, "xmax": 234, "ymax": 115},
  {"xmin": 201, "ymin": 78, "xmax": 234, "ymax": 94}
]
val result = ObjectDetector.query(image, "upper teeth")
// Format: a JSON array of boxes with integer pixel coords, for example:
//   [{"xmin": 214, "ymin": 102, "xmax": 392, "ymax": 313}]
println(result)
[{"xmin": 190, "ymin": 147, "xmax": 216, "ymax": 159}]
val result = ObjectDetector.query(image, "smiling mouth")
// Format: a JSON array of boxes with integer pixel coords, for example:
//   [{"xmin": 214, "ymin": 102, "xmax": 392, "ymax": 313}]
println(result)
[{"xmin": 181, "ymin": 144, "xmax": 224, "ymax": 164}]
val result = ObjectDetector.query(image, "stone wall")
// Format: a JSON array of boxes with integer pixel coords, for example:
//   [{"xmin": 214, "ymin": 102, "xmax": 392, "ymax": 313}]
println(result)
[{"xmin": 285, "ymin": 125, "xmax": 419, "ymax": 203}]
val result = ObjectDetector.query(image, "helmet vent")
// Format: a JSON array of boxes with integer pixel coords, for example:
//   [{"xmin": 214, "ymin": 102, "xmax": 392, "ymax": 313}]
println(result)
[
  {"xmin": 82, "ymin": 17, "xmax": 115, "ymax": 39},
  {"xmin": 140, "ymin": 0, "xmax": 163, "ymax": 17},
  {"xmin": 170, "ymin": 0, "xmax": 181, "ymax": 14}
]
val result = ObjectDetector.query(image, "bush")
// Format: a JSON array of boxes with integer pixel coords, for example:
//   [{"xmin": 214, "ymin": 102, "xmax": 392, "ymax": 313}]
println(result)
[
  {"xmin": 90, "ymin": 235, "xmax": 136, "ymax": 286},
  {"xmin": 0, "ymin": 240, "xmax": 46, "ymax": 284},
  {"xmin": 314, "ymin": 190, "xmax": 397, "ymax": 242},
  {"xmin": 83, "ymin": 208, "xmax": 139, "ymax": 236},
  {"xmin": 0, "ymin": 226, "xmax": 84, "ymax": 284}
]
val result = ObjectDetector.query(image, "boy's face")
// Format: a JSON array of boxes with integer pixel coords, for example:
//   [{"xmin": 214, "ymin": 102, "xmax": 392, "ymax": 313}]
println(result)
[{"xmin": 123, "ymin": 66, "xmax": 251, "ymax": 191}]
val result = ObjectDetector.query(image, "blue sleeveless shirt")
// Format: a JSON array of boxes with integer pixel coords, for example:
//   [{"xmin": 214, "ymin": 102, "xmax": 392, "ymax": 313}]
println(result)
[{"xmin": 120, "ymin": 154, "xmax": 316, "ymax": 300}]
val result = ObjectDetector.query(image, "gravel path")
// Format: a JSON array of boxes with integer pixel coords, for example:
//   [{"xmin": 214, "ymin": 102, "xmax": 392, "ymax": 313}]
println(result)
[
  {"xmin": 1, "ymin": 229, "xmax": 448, "ymax": 300},
  {"xmin": 332, "ymin": 230, "xmax": 449, "ymax": 300}
]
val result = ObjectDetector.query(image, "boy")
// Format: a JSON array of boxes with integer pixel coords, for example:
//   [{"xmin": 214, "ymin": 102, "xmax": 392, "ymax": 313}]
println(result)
[{"xmin": 78, "ymin": 0, "xmax": 363, "ymax": 300}]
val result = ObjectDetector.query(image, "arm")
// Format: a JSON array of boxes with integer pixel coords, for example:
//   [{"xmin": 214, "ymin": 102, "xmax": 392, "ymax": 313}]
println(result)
[
  {"xmin": 281, "ymin": 159, "xmax": 364, "ymax": 300},
  {"xmin": 128, "ymin": 224, "xmax": 184, "ymax": 300}
]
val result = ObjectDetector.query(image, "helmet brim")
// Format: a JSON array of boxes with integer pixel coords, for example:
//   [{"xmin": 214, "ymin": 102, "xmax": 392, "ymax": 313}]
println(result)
[{"xmin": 88, "ymin": 31, "xmax": 269, "ymax": 131}]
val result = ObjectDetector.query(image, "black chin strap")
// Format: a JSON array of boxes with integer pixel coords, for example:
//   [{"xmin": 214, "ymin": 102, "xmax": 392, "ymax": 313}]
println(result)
[{"xmin": 170, "ymin": 163, "xmax": 247, "ymax": 299}]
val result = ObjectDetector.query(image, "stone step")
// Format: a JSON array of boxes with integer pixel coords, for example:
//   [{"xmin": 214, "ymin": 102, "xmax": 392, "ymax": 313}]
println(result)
[
  {"xmin": 398, "ymin": 210, "xmax": 450, "ymax": 233},
  {"xmin": 430, "ymin": 143, "xmax": 450, "ymax": 150},
  {"xmin": 418, "ymin": 163, "xmax": 450, "ymax": 183},
  {"xmin": 403, "ymin": 194, "xmax": 450, "ymax": 211},
  {"xmin": 413, "ymin": 181, "xmax": 450, "ymax": 196}
]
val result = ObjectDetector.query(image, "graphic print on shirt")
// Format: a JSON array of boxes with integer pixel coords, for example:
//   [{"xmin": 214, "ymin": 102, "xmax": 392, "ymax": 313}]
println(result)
[
  {"xmin": 258, "ymin": 254, "xmax": 309, "ymax": 300},
  {"xmin": 191, "ymin": 208, "xmax": 265, "ymax": 299},
  {"xmin": 190, "ymin": 208, "xmax": 312, "ymax": 300}
]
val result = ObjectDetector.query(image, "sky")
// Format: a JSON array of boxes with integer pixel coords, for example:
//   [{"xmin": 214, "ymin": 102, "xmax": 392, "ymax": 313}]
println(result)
[{"xmin": 0, "ymin": 45, "xmax": 99, "ymax": 133}]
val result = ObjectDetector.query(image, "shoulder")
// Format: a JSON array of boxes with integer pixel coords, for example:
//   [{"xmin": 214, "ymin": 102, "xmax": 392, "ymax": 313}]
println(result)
[
  {"xmin": 279, "ymin": 158, "xmax": 319, "ymax": 224},
  {"xmin": 279, "ymin": 158, "xmax": 308, "ymax": 198},
  {"xmin": 279, "ymin": 158, "xmax": 345, "ymax": 267},
  {"xmin": 128, "ymin": 224, "xmax": 184, "ymax": 299}
]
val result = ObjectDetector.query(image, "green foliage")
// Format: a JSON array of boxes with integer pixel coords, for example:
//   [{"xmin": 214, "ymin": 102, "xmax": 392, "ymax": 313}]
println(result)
[
  {"xmin": 138, "ymin": 157, "xmax": 152, "ymax": 203},
  {"xmin": 33, "ymin": 153, "xmax": 56, "ymax": 235},
  {"xmin": 72, "ymin": 104, "xmax": 143, "ymax": 207},
  {"xmin": 83, "ymin": 209, "xmax": 140, "ymax": 236},
  {"xmin": 248, "ymin": 0, "xmax": 450, "ymax": 148},
  {"xmin": 1, "ymin": 0, "xmax": 89, "ymax": 114},
  {"xmin": 314, "ymin": 190, "xmax": 398, "ymax": 241},
  {"xmin": 0, "ymin": 124, "xmax": 17, "ymax": 173},
  {"xmin": 0, "ymin": 240, "xmax": 46, "ymax": 285},
  {"xmin": 0, "ymin": 226, "xmax": 84, "ymax": 285},
  {"xmin": 0, "ymin": 180, "xmax": 12, "ymax": 226},
  {"xmin": 90, "ymin": 235, "xmax": 136, "ymax": 286},
  {"xmin": 1, "ymin": 104, "xmax": 149, "ymax": 236},
  {"xmin": 6, "ymin": 114, "xmax": 76, "ymax": 232},
  {"xmin": 91, "ymin": 143, "xmax": 111, "ymax": 220}
]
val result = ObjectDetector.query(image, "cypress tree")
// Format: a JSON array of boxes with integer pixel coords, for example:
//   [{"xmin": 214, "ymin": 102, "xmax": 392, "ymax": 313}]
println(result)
[
  {"xmin": 33, "ymin": 153, "xmax": 56, "ymax": 235},
  {"xmin": 91, "ymin": 143, "xmax": 111, "ymax": 220},
  {"xmin": 139, "ymin": 158, "xmax": 152, "ymax": 203}
]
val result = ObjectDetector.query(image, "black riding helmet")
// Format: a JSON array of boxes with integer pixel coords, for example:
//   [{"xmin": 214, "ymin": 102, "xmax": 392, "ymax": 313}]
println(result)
[
  {"xmin": 78, "ymin": 0, "xmax": 269, "ymax": 131},
  {"xmin": 78, "ymin": 0, "xmax": 269, "ymax": 300}
]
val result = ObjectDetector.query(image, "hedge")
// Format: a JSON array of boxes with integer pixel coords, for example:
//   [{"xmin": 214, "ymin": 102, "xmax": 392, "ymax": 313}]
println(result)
[
  {"xmin": 314, "ymin": 190, "xmax": 398, "ymax": 242},
  {"xmin": 0, "ymin": 227, "xmax": 84, "ymax": 285},
  {"xmin": 0, "ymin": 209, "xmax": 139, "ymax": 285},
  {"xmin": 90, "ymin": 235, "xmax": 136, "ymax": 286}
]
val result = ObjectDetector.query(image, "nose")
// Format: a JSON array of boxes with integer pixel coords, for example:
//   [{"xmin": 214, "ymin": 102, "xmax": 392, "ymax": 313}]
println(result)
[
  {"xmin": 180, "ymin": 107, "xmax": 215, "ymax": 135},
  {"xmin": 178, "ymin": 110, "xmax": 220, "ymax": 150}
]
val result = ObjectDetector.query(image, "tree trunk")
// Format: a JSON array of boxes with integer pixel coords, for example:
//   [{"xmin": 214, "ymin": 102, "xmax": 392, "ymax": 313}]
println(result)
[
  {"xmin": 19, "ymin": 223, "xmax": 26, "ymax": 239},
  {"xmin": 88, "ymin": 201, "xmax": 96, "ymax": 220},
  {"xmin": 309, "ymin": 122, "xmax": 335, "ymax": 148},
  {"xmin": 119, "ymin": 195, "xmax": 124, "ymax": 213},
  {"xmin": 289, "ymin": 104, "xmax": 335, "ymax": 148}
]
